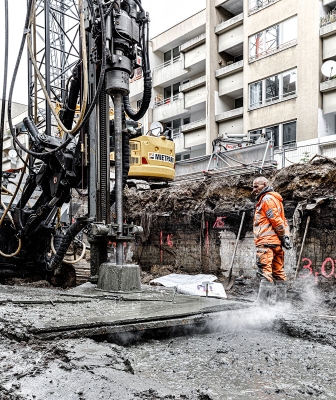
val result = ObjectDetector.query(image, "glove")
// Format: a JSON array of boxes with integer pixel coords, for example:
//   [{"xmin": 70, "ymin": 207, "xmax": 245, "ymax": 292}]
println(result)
[{"xmin": 281, "ymin": 235, "xmax": 292, "ymax": 250}]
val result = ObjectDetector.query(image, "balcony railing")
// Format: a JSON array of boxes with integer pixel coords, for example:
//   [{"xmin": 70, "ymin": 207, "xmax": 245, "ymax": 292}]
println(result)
[
  {"xmin": 154, "ymin": 93, "xmax": 183, "ymax": 108},
  {"xmin": 320, "ymin": 9, "xmax": 336, "ymax": 28},
  {"xmin": 249, "ymin": 39, "xmax": 297, "ymax": 62},
  {"xmin": 153, "ymin": 55, "xmax": 182, "ymax": 72}
]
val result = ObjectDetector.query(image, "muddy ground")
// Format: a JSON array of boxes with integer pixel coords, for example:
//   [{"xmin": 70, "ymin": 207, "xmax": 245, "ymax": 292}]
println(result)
[{"xmin": 0, "ymin": 279, "xmax": 336, "ymax": 400}]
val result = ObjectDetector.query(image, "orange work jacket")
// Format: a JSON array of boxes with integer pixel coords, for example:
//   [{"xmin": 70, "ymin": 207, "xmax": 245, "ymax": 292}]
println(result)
[{"xmin": 253, "ymin": 190, "xmax": 289, "ymax": 247}]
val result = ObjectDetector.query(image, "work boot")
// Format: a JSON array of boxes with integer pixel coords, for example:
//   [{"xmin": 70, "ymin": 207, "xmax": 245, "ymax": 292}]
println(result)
[
  {"xmin": 255, "ymin": 280, "xmax": 274, "ymax": 306},
  {"xmin": 275, "ymin": 280, "xmax": 287, "ymax": 304}
]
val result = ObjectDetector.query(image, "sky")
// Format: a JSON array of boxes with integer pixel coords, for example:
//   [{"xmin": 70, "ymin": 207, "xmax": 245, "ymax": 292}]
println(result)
[{"xmin": 0, "ymin": 0, "xmax": 206, "ymax": 105}]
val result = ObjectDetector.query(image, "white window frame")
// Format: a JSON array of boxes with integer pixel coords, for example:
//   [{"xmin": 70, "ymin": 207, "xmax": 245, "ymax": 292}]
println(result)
[
  {"xmin": 249, "ymin": 68, "xmax": 297, "ymax": 110},
  {"xmin": 249, "ymin": 16, "xmax": 297, "ymax": 62},
  {"xmin": 248, "ymin": 120, "xmax": 297, "ymax": 149},
  {"xmin": 249, "ymin": 0, "xmax": 280, "ymax": 14}
]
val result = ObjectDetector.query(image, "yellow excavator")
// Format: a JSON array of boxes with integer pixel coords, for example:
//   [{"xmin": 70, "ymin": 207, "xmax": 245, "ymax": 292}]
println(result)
[{"xmin": 110, "ymin": 110, "xmax": 175, "ymax": 187}]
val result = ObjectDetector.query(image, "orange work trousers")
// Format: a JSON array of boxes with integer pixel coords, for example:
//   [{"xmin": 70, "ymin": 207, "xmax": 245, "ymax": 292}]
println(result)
[{"xmin": 256, "ymin": 245, "xmax": 286, "ymax": 282}]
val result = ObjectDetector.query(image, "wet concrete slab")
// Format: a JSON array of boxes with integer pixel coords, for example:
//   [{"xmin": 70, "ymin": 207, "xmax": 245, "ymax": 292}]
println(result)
[{"xmin": 0, "ymin": 284, "xmax": 250, "ymax": 341}]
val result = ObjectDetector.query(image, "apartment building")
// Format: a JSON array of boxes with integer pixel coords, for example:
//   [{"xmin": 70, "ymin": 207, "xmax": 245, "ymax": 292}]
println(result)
[{"xmin": 129, "ymin": 0, "xmax": 336, "ymax": 166}]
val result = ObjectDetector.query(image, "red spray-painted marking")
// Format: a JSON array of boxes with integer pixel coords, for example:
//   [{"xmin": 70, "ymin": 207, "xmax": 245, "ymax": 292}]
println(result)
[
  {"xmin": 301, "ymin": 258, "xmax": 313, "ymax": 278},
  {"xmin": 300, "ymin": 257, "xmax": 336, "ymax": 283},
  {"xmin": 167, "ymin": 234, "xmax": 173, "ymax": 248},
  {"xmin": 321, "ymin": 257, "xmax": 335, "ymax": 278},
  {"xmin": 160, "ymin": 230, "xmax": 163, "ymax": 263},
  {"xmin": 213, "ymin": 216, "xmax": 226, "ymax": 229},
  {"xmin": 206, "ymin": 222, "xmax": 209, "ymax": 255}
]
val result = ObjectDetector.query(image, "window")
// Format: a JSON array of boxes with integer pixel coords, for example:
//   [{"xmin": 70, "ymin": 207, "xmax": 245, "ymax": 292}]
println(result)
[
  {"xmin": 164, "ymin": 86, "xmax": 171, "ymax": 100},
  {"xmin": 249, "ymin": 81, "xmax": 262, "ymax": 107},
  {"xmin": 249, "ymin": 16, "xmax": 297, "ymax": 61},
  {"xmin": 136, "ymin": 100, "xmax": 142, "ymax": 110},
  {"xmin": 265, "ymin": 75, "xmax": 279, "ymax": 102},
  {"xmin": 249, "ymin": 68, "xmax": 297, "ymax": 109},
  {"xmin": 163, "ymin": 117, "xmax": 187, "ymax": 137},
  {"xmin": 163, "ymin": 83, "xmax": 181, "ymax": 102},
  {"xmin": 282, "ymin": 69, "xmax": 297, "ymax": 97},
  {"xmin": 183, "ymin": 116, "xmax": 191, "ymax": 125},
  {"xmin": 164, "ymin": 46, "xmax": 180, "ymax": 66},
  {"xmin": 249, "ymin": 0, "xmax": 278, "ymax": 13},
  {"xmin": 248, "ymin": 121, "xmax": 296, "ymax": 148},
  {"xmin": 283, "ymin": 121, "xmax": 296, "ymax": 146},
  {"xmin": 265, "ymin": 125, "xmax": 280, "ymax": 147},
  {"xmin": 172, "ymin": 118, "xmax": 181, "ymax": 132}
]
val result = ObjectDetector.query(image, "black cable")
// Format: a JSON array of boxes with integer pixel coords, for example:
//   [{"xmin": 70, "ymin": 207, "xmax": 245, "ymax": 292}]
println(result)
[
  {"xmin": 0, "ymin": 0, "xmax": 9, "ymax": 205},
  {"xmin": 122, "ymin": 17, "xmax": 152, "ymax": 121}
]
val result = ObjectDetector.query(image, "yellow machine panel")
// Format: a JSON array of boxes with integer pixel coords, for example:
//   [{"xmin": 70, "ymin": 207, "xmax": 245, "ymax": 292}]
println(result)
[{"xmin": 128, "ymin": 135, "xmax": 175, "ymax": 181}]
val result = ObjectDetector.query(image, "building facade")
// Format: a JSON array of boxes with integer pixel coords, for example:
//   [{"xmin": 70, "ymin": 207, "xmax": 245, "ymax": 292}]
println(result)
[{"xmin": 129, "ymin": 0, "xmax": 336, "ymax": 166}]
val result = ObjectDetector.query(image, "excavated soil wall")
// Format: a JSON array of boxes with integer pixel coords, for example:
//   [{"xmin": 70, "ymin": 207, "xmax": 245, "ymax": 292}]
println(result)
[{"xmin": 124, "ymin": 157, "xmax": 336, "ymax": 283}]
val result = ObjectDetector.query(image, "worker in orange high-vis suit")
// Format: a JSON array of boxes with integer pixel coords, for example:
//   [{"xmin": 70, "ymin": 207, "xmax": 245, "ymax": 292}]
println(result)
[{"xmin": 252, "ymin": 177, "xmax": 291, "ymax": 305}]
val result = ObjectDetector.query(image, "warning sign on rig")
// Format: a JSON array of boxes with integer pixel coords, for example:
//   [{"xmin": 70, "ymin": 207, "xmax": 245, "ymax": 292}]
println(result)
[{"xmin": 148, "ymin": 152, "xmax": 174, "ymax": 164}]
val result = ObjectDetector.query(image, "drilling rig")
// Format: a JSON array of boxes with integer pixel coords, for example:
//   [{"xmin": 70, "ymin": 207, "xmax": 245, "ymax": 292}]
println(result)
[{"xmin": 0, "ymin": 0, "xmax": 152, "ymax": 291}]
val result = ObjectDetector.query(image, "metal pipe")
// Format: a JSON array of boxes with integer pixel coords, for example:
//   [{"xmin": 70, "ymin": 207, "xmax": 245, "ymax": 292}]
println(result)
[
  {"xmin": 114, "ymin": 92, "xmax": 124, "ymax": 266},
  {"xmin": 44, "ymin": 0, "xmax": 51, "ymax": 135}
]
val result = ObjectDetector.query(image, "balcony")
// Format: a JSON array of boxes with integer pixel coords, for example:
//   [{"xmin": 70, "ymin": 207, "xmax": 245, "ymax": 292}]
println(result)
[
  {"xmin": 218, "ymin": 24, "xmax": 243, "ymax": 55},
  {"xmin": 179, "ymin": 32, "xmax": 206, "ymax": 74},
  {"xmin": 180, "ymin": 77, "xmax": 206, "ymax": 108},
  {"xmin": 320, "ymin": 8, "xmax": 336, "ymax": 30},
  {"xmin": 183, "ymin": 121, "xmax": 206, "ymax": 148},
  {"xmin": 180, "ymin": 76, "xmax": 206, "ymax": 92},
  {"xmin": 152, "ymin": 55, "xmax": 188, "ymax": 87},
  {"xmin": 215, "ymin": 107, "xmax": 243, "ymax": 122},
  {"xmin": 152, "ymin": 93, "xmax": 187, "ymax": 121},
  {"xmin": 215, "ymin": 13, "xmax": 243, "ymax": 35},
  {"xmin": 323, "ymin": 0, "xmax": 336, "ymax": 7},
  {"xmin": 320, "ymin": 78, "xmax": 336, "ymax": 93},
  {"xmin": 218, "ymin": 70, "xmax": 243, "ymax": 97},
  {"xmin": 181, "ymin": 33, "xmax": 206, "ymax": 53},
  {"xmin": 216, "ymin": 60, "xmax": 243, "ymax": 78},
  {"xmin": 181, "ymin": 118, "xmax": 206, "ymax": 133}
]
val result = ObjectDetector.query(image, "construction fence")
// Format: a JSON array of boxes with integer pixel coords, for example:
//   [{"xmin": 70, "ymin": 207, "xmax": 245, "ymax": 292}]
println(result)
[{"xmin": 274, "ymin": 141, "xmax": 336, "ymax": 168}]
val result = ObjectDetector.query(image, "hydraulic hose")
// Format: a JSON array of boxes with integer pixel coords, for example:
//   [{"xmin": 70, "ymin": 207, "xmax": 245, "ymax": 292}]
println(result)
[
  {"xmin": 123, "ymin": 15, "xmax": 152, "ymax": 121},
  {"xmin": 0, "ymin": 0, "xmax": 9, "ymax": 207},
  {"xmin": 47, "ymin": 219, "xmax": 88, "ymax": 271},
  {"xmin": 50, "ymin": 234, "xmax": 86, "ymax": 264}
]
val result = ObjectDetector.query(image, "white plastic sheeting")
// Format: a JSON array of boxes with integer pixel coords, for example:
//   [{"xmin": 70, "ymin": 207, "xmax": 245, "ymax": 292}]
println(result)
[{"xmin": 150, "ymin": 274, "xmax": 227, "ymax": 299}]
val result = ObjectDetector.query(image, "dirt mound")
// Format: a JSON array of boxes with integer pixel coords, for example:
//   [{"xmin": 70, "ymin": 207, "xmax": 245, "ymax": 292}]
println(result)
[
  {"xmin": 272, "ymin": 156, "xmax": 336, "ymax": 201},
  {"xmin": 125, "ymin": 156, "xmax": 336, "ymax": 219}
]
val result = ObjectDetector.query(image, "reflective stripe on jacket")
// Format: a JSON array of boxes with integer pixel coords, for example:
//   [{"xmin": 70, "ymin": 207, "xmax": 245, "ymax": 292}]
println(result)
[{"xmin": 253, "ymin": 191, "xmax": 289, "ymax": 246}]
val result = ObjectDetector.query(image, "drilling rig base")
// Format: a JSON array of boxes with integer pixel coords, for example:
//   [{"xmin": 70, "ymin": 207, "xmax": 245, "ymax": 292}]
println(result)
[{"xmin": 97, "ymin": 263, "xmax": 141, "ymax": 292}]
